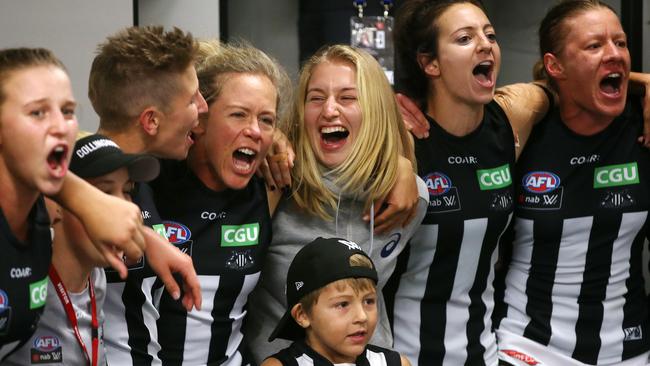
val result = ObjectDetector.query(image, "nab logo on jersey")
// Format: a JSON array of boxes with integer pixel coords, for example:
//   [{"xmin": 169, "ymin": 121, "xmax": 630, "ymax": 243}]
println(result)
[
  {"xmin": 522, "ymin": 171, "xmax": 560, "ymax": 193},
  {"xmin": 424, "ymin": 172, "xmax": 452, "ymax": 196},
  {"xmin": 164, "ymin": 221, "xmax": 192, "ymax": 244}
]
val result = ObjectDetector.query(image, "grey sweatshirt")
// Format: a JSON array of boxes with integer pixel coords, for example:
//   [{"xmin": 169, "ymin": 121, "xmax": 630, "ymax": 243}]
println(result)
[{"xmin": 246, "ymin": 173, "xmax": 428, "ymax": 363}]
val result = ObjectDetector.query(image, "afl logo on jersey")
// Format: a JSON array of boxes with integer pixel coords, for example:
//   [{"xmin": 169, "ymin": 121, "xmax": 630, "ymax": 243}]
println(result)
[
  {"xmin": 424, "ymin": 172, "xmax": 452, "ymax": 196},
  {"xmin": 0, "ymin": 289, "xmax": 10, "ymax": 335},
  {"xmin": 163, "ymin": 221, "xmax": 192, "ymax": 244},
  {"xmin": 0, "ymin": 290, "xmax": 8, "ymax": 309},
  {"xmin": 33, "ymin": 336, "xmax": 60, "ymax": 352},
  {"xmin": 522, "ymin": 171, "xmax": 560, "ymax": 193}
]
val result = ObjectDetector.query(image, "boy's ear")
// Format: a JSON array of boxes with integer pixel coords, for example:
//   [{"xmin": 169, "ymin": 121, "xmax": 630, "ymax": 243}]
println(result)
[
  {"xmin": 138, "ymin": 107, "xmax": 160, "ymax": 136},
  {"xmin": 291, "ymin": 303, "xmax": 310, "ymax": 329}
]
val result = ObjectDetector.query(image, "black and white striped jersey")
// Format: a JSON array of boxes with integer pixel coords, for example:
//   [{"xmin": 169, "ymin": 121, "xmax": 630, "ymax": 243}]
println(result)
[
  {"xmin": 391, "ymin": 102, "xmax": 515, "ymax": 366},
  {"xmin": 496, "ymin": 102, "xmax": 650, "ymax": 365},
  {"xmin": 0, "ymin": 197, "xmax": 51, "ymax": 360},
  {"xmin": 269, "ymin": 341, "xmax": 402, "ymax": 366},
  {"xmin": 152, "ymin": 160, "xmax": 271, "ymax": 365},
  {"xmin": 103, "ymin": 182, "xmax": 165, "ymax": 366}
]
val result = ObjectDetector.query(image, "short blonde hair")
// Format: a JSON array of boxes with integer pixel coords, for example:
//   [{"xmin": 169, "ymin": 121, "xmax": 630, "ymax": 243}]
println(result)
[
  {"xmin": 290, "ymin": 45, "xmax": 415, "ymax": 220},
  {"xmin": 88, "ymin": 26, "xmax": 198, "ymax": 131}
]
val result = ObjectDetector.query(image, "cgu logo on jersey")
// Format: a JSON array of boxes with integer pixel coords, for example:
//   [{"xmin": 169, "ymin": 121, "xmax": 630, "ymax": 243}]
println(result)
[
  {"xmin": 221, "ymin": 223, "xmax": 259, "ymax": 247},
  {"xmin": 424, "ymin": 172, "xmax": 452, "ymax": 195},
  {"xmin": 163, "ymin": 221, "xmax": 192, "ymax": 244},
  {"xmin": 477, "ymin": 164, "xmax": 511, "ymax": 190},
  {"xmin": 523, "ymin": 171, "xmax": 561, "ymax": 193},
  {"xmin": 31, "ymin": 335, "xmax": 62, "ymax": 364},
  {"xmin": 29, "ymin": 278, "xmax": 47, "ymax": 310},
  {"xmin": 594, "ymin": 162, "xmax": 639, "ymax": 188}
]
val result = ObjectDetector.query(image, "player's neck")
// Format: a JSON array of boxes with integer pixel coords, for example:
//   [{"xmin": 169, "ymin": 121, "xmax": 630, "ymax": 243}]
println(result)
[{"xmin": 51, "ymin": 233, "xmax": 93, "ymax": 293}]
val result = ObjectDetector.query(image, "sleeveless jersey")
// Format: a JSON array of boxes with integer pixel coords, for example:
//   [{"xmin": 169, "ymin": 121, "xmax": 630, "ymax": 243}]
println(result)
[
  {"xmin": 392, "ymin": 101, "xmax": 515, "ymax": 366},
  {"xmin": 270, "ymin": 341, "xmax": 402, "ymax": 366},
  {"xmin": 103, "ymin": 182, "xmax": 164, "ymax": 366},
  {"xmin": 152, "ymin": 160, "xmax": 272, "ymax": 366},
  {"xmin": 496, "ymin": 102, "xmax": 650, "ymax": 365},
  {"xmin": 4, "ymin": 268, "xmax": 107, "ymax": 365},
  {"xmin": 0, "ymin": 197, "xmax": 52, "ymax": 360}
]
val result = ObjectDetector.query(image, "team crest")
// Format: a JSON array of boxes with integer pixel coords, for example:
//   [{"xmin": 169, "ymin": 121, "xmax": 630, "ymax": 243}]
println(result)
[{"xmin": 225, "ymin": 249, "xmax": 254, "ymax": 270}]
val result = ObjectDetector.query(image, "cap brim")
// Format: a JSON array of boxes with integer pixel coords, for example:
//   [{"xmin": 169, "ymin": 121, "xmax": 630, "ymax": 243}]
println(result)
[
  {"xmin": 268, "ymin": 309, "xmax": 305, "ymax": 342},
  {"xmin": 125, "ymin": 154, "xmax": 160, "ymax": 182}
]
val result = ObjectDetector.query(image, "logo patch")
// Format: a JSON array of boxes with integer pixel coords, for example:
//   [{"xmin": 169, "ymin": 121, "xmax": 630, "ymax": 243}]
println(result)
[
  {"xmin": 424, "ymin": 172, "xmax": 452, "ymax": 195},
  {"xmin": 594, "ymin": 162, "xmax": 639, "ymax": 188},
  {"xmin": 423, "ymin": 172, "xmax": 461, "ymax": 213},
  {"xmin": 601, "ymin": 189, "xmax": 635, "ymax": 209},
  {"xmin": 381, "ymin": 233, "xmax": 402, "ymax": 258},
  {"xmin": 221, "ymin": 223, "xmax": 260, "ymax": 247},
  {"xmin": 500, "ymin": 349, "xmax": 539, "ymax": 365},
  {"xmin": 338, "ymin": 239, "xmax": 362, "ymax": 251},
  {"xmin": 164, "ymin": 221, "xmax": 192, "ymax": 244},
  {"xmin": 31, "ymin": 335, "xmax": 62, "ymax": 364},
  {"xmin": 523, "ymin": 171, "xmax": 561, "ymax": 193},
  {"xmin": 29, "ymin": 278, "xmax": 47, "ymax": 310},
  {"xmin": 477, "ymin": 164, "xmax": 511, "ymax": 190},
  {"xmin": 489, "ymin": 191, "xmax": 513, "ymax": 212},
  {"xmin": 624, "ymin": 325, "xmax": 643, "ymax": 341},
  {"xmin": 0, "ymin": 289, "xmax": 11, "ymax": 335},
  {"xmin": 225, "ymin": 250, "xmax": 255, "ymax": 270},
  {"xmin": 295, "ymin": 281, "xmax": 304, "ymax": 291}
]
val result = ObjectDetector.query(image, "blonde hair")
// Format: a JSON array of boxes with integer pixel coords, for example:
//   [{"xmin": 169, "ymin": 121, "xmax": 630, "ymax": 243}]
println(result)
[
  {"xmin": 299, "ymin": 253, "xmax": 376, "ymax": 313},
  {"xmin": 88, "ymin": 26, "xmax": 198, "ymax": 131},
  {"xmin": 195, "ymin": 39, "xmax": 291, "ymax": 126},
  {"xmin": 290, "ymin": 45, "xmax": 415, "ymax": 220}
]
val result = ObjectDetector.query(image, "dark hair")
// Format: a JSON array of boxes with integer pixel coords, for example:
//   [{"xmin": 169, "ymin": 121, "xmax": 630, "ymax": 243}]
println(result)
[
  {"xmin": 88, "ymin": 26, "xmax": 198, "ymax": 131},
  {"xmin": 394, "ymin": 0, "xmax": 484, "ymax": 106},
  {"xmin": 536, "ymin": 0, "xmax": 616, "ymax": 83},
  {"xmin": 0, "ymin": 48, "xmax": 66, "ymax": 107}
]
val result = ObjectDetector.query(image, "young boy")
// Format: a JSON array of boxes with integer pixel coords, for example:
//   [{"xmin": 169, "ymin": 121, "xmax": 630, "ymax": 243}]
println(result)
[
  {"xmin": 263, "ymin": 237, "xmax": 411, "ymax": 366},
  {"xmin": 3, "ymin": 133, "xmax": 160, "ymax": 366}
]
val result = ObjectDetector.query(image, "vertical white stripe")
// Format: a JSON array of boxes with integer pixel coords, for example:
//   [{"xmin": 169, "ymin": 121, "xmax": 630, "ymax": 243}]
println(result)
[
  {"xmin": 442, "ymin": 218, "xmax": 487, "ymax": 366},
  {"xmin": 548, "ymin": 216, "xmax": 592, "ymax": 355},
  {"xmin": 184, "ymin": 275, "xmax": 219, "ymax": 365},
  {"xmin": 141, "ymin": 276, "xmax": 161, "ymax": 362},
  {"xmin": 103, "ymin": 282, "xmax": 134, "ymax": 366},
  {"xmin": 393, "ymin": 224, "xmax": 439, "ymax": 366},
  {"xmin": 223, "ymin": 273, "xmax": 260, "ymax": 366},
  {"xmin": 502, "ymin": 218, "xmax": 535, "ymax": 336},
  {"xmin": 598, "ymin": 211, "xmax": 648, "ymax": 364}
]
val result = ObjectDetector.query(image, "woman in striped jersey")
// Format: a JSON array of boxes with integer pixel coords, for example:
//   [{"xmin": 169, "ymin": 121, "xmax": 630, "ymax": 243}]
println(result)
[
  {"xmin": 496, "ymin": 1, "xmax": 650, "ymax": 365},
  {"xmin": 387, "ymin": 1, "xmax": 556, "ymax": 365}
]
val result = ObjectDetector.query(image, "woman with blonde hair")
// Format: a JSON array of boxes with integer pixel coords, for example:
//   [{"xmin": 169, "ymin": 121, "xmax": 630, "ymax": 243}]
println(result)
[{"xmin": 246, "ymin": 44, "xmax": 429, "ymax": 362}]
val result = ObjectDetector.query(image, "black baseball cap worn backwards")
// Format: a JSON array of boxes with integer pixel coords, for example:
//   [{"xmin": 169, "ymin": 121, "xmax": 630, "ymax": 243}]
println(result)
[
  {"xmin": 268, "ymin": 237, "xmax": 378, "ymax": 342},
  {"xmin": 70, "ymin": 133, "xmax": 160, "ymax": 182}
]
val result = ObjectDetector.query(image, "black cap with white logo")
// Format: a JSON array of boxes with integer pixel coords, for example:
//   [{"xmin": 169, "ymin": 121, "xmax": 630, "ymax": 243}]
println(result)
[
  {"xmin": 70, "ymin": 133, "xmax": 160, "ymax": 182},
  {"xmin": 268, "ymin": 237, "xmax": 378, "ymax": 342}
]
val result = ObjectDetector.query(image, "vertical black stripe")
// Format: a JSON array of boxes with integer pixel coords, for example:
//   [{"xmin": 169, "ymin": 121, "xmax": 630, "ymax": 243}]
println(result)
[
  {"xmin": 623, "ymin": 220, "xmax": 650, "ymax": 359},
  {"xmin": 418, "ymin": 222, "xmax": 464, "ymax": 365},
  {"xmin": 157, "ymin": 289, "xmax": 188, "ymax": 366},
  {"xmin": 522, "ymin": 219, "xmax": 562, "ymax": 345},
  {"xmin": 466, "ymin": 218, "xmax": 505, "ymax": 365},
  {"xmin": 207, "ymin": 274, "xmax": 244, "ymax": 363},
  {"xmin": 572, "ymin": 215, "xmax": 619, "ymax": 363},
  {"xmin": 123, "ymin": 276, "xmax": 153, "ymax": 365}
]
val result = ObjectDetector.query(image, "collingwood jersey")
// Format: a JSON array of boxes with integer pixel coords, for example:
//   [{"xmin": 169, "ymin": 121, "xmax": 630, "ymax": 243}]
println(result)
[
  {"xmin": 269, "ymin": 341, "xmax": 402, "ymax": 366},
  {"xmin": 496, "ymin": 102, "xmax": 650, "ymax": 365},
  {"xmin": 392, "ymin": 102, "xmax": 515, "ymax": 366},
  {"xmin": 152, "ymin": 160, "xmax": 271, "ymax": 365},
  {"xmin": 103, "ymin": 182, "xmax": 165, "ymax": 366},
  {"xmin": 0, "ymin": 197, "xmax": 51, "ymax": 360}
]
